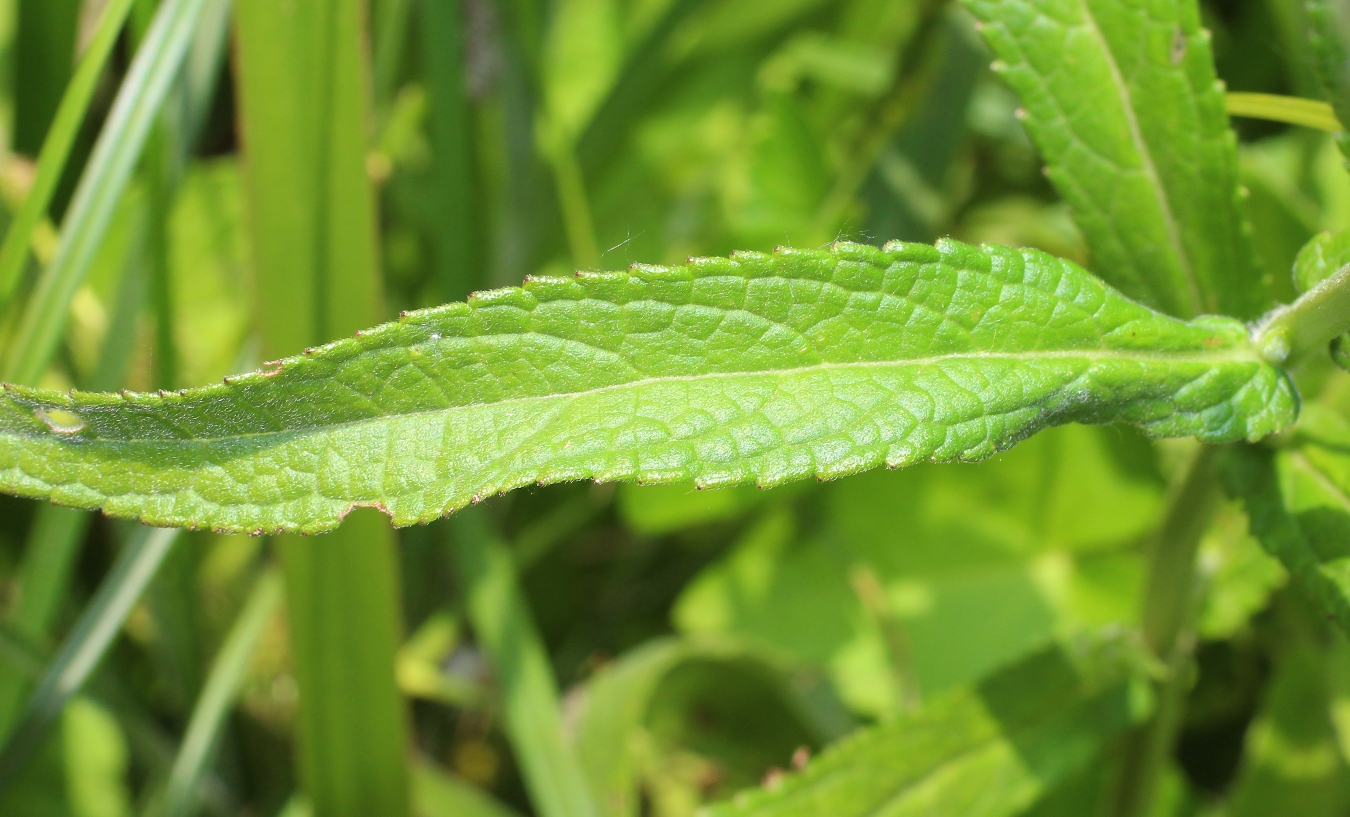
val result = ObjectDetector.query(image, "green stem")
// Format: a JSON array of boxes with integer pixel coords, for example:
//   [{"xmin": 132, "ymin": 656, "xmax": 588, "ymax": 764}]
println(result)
[
  {"xmin": 423, "ymin": 0, "xmax": 476, "ymax": 301},
  {"xmin": 548, "ymin": 140, "xmax": 600, "ymax": 270},
  {"xmin": 1109, "ymin": 446, "xmax": 1218, "ymax": 817},
  {"xmin": 1225, "ymin": 92, "xmax": 1343, "ymax": 132},
  {"xmin": 1255, "ymin": 262, "xmax": 1350, "ymax": 367}
]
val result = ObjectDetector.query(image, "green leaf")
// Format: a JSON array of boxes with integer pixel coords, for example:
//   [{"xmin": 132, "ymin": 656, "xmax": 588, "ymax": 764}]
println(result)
[
  {"xmin": 159, "ymin": 569, "xmax": 281, "ymax": 817},
  {"xmin": 1294, "ymin": 230, "xmax": 1350, "ymax": 294},
  {"xmin": 963, "ymin": 0, "xmax": 1266, "ymax": 319},
  {"xmin": 412, "ymin": 758, "xmax": 524, "ymax": 817},
  {"xmin": 572, "ymin": 638, "xmax": 823, "ymax": 817},
  {"xmin": 0, "ymin": 240, "xmax": 1297, "ymax": 534},
  {"xmin": 1226, "ymin": 644, "xmax": 1350, "ymax": 816},
  {"xmin": 1308, "ymin": 0, "xmax": 1350, "ymax": 128},
  {"xmin": 674, "ymin": 424, "xmax": 1160, "ymax": 719},
  {"xmin": 62, "ymin": 697, "xmax": 133, "ymax": 817},
  {"xmin": 704, "ymin": 637, "xmax": 1149, "ymax": 817},
  {"xmin": 1225, "ymin": 92, "xmax": 1343, "ymax": 133},
  {"xmin": 0, "ymin": 0, "xmax": 135, "ymax": 310},
  {"xmin": 12, "ymin": 0, "xmax": 82, "ymax": 155},
  {"xmin": 1221, "ymin": 408, "xmax": 1350, "ymax": 633},
  {"xmin": 448, "ymin": 509, "xmax": 600, "ymax": 817}
]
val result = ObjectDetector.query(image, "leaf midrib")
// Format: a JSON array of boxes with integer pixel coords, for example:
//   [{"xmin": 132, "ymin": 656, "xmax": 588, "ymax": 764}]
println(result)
[
  {"xmin": 5, "ymin": 347, "xmax": 1264, "ymax": 448},
  {"xmin": 1290, "ymin": 450, "xmax": 1350, "ymax": 514},
  {"xmin": 1076, "ymin": 0, "xmax": 1203, "ymax": 315}
]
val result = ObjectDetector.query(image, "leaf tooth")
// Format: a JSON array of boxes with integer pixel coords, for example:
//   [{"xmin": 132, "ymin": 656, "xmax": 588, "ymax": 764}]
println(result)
[
  {"xmin": 467, "ymin": 286, "xmax": 538, "ymax": 310},
  {"xmin": 829, "ymin": 241, "xmax": 888, "ymax": 266},
  {"xmin": 882, "ymin": 240, "xmax": 940, "ymax": 263},
  {"xmin": 685, "ymin": 255, "xmax": 737, "ymax": 277}
]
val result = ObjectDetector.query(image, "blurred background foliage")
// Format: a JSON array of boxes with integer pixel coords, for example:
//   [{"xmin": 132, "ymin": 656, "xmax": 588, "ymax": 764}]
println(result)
[{"xmin": 0, "ymin": 0, "xmax": 1348, "ymax": 815}]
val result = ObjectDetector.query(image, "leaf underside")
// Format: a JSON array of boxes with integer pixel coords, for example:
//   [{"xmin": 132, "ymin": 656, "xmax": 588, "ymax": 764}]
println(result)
[{"xmin": 0, "ymin": 240, "xmax": 1296, "ymax": 534}]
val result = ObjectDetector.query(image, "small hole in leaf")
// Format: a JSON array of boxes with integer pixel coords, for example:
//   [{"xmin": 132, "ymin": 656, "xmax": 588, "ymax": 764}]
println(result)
[{"xmin": 34, "ymin": 408, "xmax": 86, "ymax": 434}]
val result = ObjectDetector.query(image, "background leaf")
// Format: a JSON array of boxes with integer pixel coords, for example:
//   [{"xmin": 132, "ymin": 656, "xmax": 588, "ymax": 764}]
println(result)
[
  {"xmin": 963, "ymin": 0, "xmax": 1267, "ymax": 319},
  {"xmin": 704, "ymin": 638, "xmax": 1149, "ymax": 817}
]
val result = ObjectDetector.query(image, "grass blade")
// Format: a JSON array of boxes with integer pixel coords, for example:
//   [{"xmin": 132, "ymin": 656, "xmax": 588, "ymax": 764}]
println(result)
[
  {"xmin": 0, "ymin": 0, "xmax": 136, "ymax": 309},
  {"xmin": 2, "ymin": 0, "xmax": 214, "ymax": 386},
  {"xmin": 449, "ymin": 509, "xmax": 599, "ymax": 817},
  {"xmin": 159, "ymin": 569, "xmax": 282, "ymax": 817},
  {"xmin": 0, "ymin": 525, "xmax": 179, "ymax": 796},
  {"xmin": 234, "ymin": 0, "xmax": 412, "ymax": 814}
]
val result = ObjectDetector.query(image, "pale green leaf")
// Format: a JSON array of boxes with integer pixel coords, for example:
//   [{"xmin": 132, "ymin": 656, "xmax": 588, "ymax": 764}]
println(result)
[
  {"xmin": 705, "ymin": 638, "xmax": 1149, "ymax": 817},
  {"xmin": 0, "ymin": 240, "xmax": 1297, "ymax": 534},
  {"xmin": 964, "ymin": 0, "xmax": 1266, "ymax": 319}
]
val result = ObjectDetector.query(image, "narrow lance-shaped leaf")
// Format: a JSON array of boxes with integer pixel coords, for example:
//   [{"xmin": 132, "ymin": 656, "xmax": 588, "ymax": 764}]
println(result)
[
  {"xmin": 706, "ymin": 638, "xmax": 1150, "ymax": 817},
  {"xmin": 0, "ymin": 240, "xmax": 1298, "ymax": 535},
  {"xmin": 963, "ymin": 0, "xmax": 1266, "ymax": 320}
]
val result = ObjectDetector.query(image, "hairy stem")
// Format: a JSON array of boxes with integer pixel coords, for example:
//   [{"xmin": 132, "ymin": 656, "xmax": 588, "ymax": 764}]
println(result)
[
  {"xmin": 1255, "ymin": 262, "xmax": 1350, "ymax": 366},
  {"xmin": 1110, "ymin": 445, "xmax": 1218, "ymax": 817}
]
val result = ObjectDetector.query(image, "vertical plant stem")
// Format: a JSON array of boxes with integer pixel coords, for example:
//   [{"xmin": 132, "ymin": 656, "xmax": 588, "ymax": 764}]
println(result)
[
  {"xmin": 1110, "ymin": 445, "xmax": 1219, "ymax": 817},
  {"xmin": 373, "ymin": 0, "xmax": 412, "ymax": 111},
  {"xmin": 234, "ymin": 1, "xmax": 411, "ymax": 815},
  {"xmin": 423, "ymin": 0, "xmax": 476, "ymax": 301},
  {"xmin": 547, "ymin": 141, "xmax": 599, "ymax": 270},
  {"xmin": 449, "ymin": 509, "xmax": 599, "ymax": 817}
]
